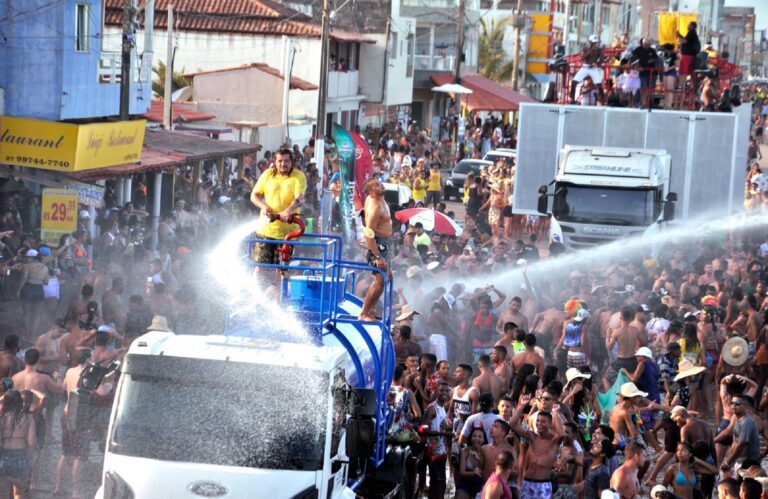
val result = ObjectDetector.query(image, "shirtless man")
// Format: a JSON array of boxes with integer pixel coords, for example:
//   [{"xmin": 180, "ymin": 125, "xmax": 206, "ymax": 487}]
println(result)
[
  {"xmin": 511, "ymin": 333, "xmax": 544, "ymax": 377},
  {"xmin": 481, "ymin": 419, "xmax": 516, "ymax": 480},
  {"xmin": 511, "ymin": 402, "xmax": 563, "ymax": 497},
  {"xmin": 75, "ymin": 325, "xmax": 126, "ymax": 364},
  {"xmin": 490, "ymin": 346, "xmax": 512, "ymax": 391},
  {"xmin": 35, "ymin": 322, "xmax": 66, "ymax": 376},
  {"xmin": 59, "ymin": 317, "xmax": 88, "ymax": 369},
  {"xmin": 101, "ymin": 277, "xmax": 127, "ymax": 334},
  {"xmin": 608, "ymin": 307, "xmax": 646, "ymax": 374},
  {"xmin": 0, "ymin": 334, "xmax": 22, "ymax": 378},
  {"xmin": 403, "ymin": 353, "xmax": 420, "ymax": 391},
  {"xmin": 496, "ymin": 297, "xmax": 529, "ymax": 338},
  {"xmin": 65, "ymin": 284, "xmax": 94, "ymax": 324},
  {"xmin": 531, "ymin": 306, "xmax": 565, "ymax": 352},
  {"xmin": 359, "ymin": 177, "xmax": 393, "ymax": 322},
  {"xmin": 732, "ymin": 300, "xmax": 762, "ymax": 347},
  {"xmin": 610, "ymin": 441, "xmax": 646, "ymax": 499},
  {"xmin": 482, "ymin": 181, "xmax": 506, "ymax": 238},
  {"xmin": 472, "ymin": 354, "xmax": 505, "ymax": 401}
]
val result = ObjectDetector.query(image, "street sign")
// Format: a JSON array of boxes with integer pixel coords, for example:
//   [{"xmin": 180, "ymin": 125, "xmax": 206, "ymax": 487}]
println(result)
[{"xmin": 41, "ymin": 188, "xmax": 78, "ymax": 246}]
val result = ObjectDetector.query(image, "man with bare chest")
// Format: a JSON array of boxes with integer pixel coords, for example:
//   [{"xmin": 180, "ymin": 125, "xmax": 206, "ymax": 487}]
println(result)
[
  {"xmin": 608, "ymin": 307, "xmax": 646, "ymax": 373},
  {"xmin": 472, "ymin": 354, "xmax": 505, "ymax": 401},
  {"xmin": 511, "ymin": 404, "xmax": 562, "ymax": 497},
  {"xmin": 359, "ymin": 178, "xmax": 393, "ymax": 322},
  {"xmin": 0, "ymin": 334, "xmax": 22, "ymax": 378},
  {"xmin": 496, "ymin": 297, "xmax": 529, "ymax": 338},
  {"xmin": 531, "ymin": 307, "xmax": 565, "ymax": 351},
  {"xmin": 11, "ymin": 349, "xmax": 64, "ymax": 396},
  {"xmin": 610, "ymin": 441, "xmax": 646, "ymax": 499},
  {"xmin": 491, "ymin": 345, "xmax": 512, "ymax": 391}
]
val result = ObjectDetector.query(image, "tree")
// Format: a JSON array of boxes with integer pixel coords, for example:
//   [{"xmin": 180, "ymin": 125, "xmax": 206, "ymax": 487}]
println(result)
[
  {"xmin": 152, "ymin": 60, "xmax": 190, "ymax": 99},
  {"xmin": 478, "ymin": 18, "xmax": 514, "ymax": 82}
]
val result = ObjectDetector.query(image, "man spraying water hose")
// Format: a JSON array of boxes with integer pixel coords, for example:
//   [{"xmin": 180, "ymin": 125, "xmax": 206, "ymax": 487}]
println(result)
[{"xmin": 249, "ymin": 148, "xmax": 307, "ymax": 266}]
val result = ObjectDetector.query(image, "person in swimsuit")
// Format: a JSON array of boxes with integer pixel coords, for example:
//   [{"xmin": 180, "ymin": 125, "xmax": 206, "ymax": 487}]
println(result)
[
  {"xmin": 481, "ymin": 449, "xmax": 514, "ymax": 499},
  {"xmin": 556, "ymin": 308, "xmax": 591, "ymax": 370},
  {"xmin": 456, "ymin": 427, "xmax": 487, "ymax": 499},
  {"xmin": 661, "ymin": 442, "xmax": 717, "ymax": 499},
  {"xmin": 0, "ymin": 389, "xmax": 36, "ymax": 498},
  {"xmin": 359, "ymin": 177, "xmax": 393, "ymax": 322}
]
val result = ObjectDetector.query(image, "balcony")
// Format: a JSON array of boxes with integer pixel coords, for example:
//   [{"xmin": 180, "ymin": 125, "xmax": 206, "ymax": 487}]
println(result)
[
  {"xmin": 414, "ymin": 54, "xmax": 456, "ymax": 71},
  {"xmin": 327, "ymin": 70, "xmax": 359, "ymax": 98}
]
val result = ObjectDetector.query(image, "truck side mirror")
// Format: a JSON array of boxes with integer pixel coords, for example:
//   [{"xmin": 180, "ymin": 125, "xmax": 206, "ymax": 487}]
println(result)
[
  {"xmin": 537, "ymin": 185, "xmax": 549, "ymax": 214},
  {"xmin": 663, "ymin": 201, "xmax": 676, "ymax": 222},
  {"xmin": 666, "ymin": 192, "xmax": 678, "ymax": 202},
  {"xmin": 345, "ymin": 417, "xmax": 375, "ymax": 461}
]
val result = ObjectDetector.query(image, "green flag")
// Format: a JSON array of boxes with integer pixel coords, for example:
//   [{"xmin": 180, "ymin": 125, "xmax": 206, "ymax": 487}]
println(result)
[{"xmin": 332, "ymin": 123, "xmax": 356, "ymax": 245}]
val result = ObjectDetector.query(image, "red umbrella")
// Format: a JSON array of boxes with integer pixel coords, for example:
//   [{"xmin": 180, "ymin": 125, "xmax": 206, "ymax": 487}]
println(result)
[{"xmin": 394, "ymin": 208, "xmax": 463, "ymax": 236}]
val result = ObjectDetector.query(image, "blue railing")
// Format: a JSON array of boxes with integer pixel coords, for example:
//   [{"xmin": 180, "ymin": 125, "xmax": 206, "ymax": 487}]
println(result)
[{"xmin": 239, "ymin": 232, "xmax": 395, "ymax": 467}]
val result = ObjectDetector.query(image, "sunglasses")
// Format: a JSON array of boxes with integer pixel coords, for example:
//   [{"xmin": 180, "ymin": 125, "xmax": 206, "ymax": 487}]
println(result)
[{"xmin": 731, "ymin": 401, "xmax": 743, "ymax": 407}]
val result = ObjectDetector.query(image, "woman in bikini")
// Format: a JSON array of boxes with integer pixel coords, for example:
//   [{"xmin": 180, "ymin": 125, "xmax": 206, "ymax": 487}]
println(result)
[
  {"xmin": 661, "ymin": 442, "xmax": 717, "ymax": 499},
  {"xmin": 0, "ymin": 389, "xmax": 36, "ymax": 499},
  {"xmin": 455, "ymin": 427, "xmax": 487, "ymax": 499}
]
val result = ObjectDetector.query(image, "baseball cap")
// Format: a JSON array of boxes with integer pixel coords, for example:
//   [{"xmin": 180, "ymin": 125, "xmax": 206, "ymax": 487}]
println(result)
[
  {"xmin": 25, "ymin": 249, "xmax": 38, "ymax": 257},
  {"xmin": 574, "ymin": 309, "xmax": 590, "ymax": 322},
  {"xmin": 589, "ymin": 34, "xmax": 599, "ymax": 43},
  {"xmin": 79, "ymin": 210, "xmax": 91, "ymax": 219}
]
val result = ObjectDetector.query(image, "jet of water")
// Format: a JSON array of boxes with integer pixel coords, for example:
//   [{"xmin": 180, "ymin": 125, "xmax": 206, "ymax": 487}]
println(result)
[
  {"xmin": 449, "ymin": 211, "xmax": 768, "ymax": 299},
  {"xmin": 207, "ymin": 219, "xmax": 310, "ymax": 343}
]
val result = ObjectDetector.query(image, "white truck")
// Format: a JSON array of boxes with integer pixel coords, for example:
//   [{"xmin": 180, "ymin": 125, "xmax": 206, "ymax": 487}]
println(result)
[
  {"xmin": 514, "ymin": 103, "xmax": 752, "ymax": 250},
  {"xmin": 536, "ymin": 146, "xmax": 677, "ymax": 249},
  {"xmin": 97, "ymin": 233, "xmax": 415, "ymax": 499}
]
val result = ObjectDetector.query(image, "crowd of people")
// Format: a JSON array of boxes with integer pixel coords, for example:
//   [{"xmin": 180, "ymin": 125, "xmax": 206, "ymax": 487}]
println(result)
[{"xmin": 0, "ymin": 88, "xmax": 766, "ymax": 499}]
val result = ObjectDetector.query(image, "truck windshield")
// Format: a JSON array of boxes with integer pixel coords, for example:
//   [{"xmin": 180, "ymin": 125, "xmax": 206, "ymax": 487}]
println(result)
[
  {"xmin": 552, "ymin": 184, "xmax": 660, "ymax": 226},
  {"xmin": 110, "ymin": 354, "xmax": 329, "ymax": 471}
]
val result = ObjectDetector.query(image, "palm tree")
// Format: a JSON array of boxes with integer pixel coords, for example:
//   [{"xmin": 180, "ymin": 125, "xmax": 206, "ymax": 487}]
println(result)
[
  {"xmin": 152, "ymin": 60, "xmax": 190, "ymax": 99},
  {"xmin": 478, "ymin": 18, "xmax": 514, "ymax": 82}
]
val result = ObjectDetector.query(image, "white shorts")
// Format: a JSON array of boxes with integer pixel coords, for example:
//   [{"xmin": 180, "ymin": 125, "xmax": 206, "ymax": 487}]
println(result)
[{"xmin": 573, "ymin": 65, "xmax": 603, "ymax": 84}]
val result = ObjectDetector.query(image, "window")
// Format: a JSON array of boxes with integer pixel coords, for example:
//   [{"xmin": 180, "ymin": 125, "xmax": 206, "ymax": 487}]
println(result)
[
  {"xmin": 76, "ymin": 3, "xmax": 89, "ymax": 52},
  {"xmin": 389, "ymin": 31, "xmax": 398, "ymax": 61}
]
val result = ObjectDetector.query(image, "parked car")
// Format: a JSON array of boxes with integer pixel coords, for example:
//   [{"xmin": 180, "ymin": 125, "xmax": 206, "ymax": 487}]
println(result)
[
  {"xmin": 444, "ymin": 159, "xmax": 493, "ymax": 201},
  {"xmin": 483, "ymin": 148, "xmax": 517, "ymax": 168}
]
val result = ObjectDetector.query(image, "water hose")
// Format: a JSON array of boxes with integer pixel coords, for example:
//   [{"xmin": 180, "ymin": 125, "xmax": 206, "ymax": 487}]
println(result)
[{"xmin": 268, "ymin": 212, "xmax": 305, "ymax": 264}]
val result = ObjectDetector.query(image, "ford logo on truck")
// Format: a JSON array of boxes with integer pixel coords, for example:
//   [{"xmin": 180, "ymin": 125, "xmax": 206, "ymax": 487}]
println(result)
[
  {"xmin": 582, "ymin": 226, "xmax": 622, "ymax": 236},
  {"xmin": 189, "ymin": 481, "xmax": 228, "ymax": 497}
]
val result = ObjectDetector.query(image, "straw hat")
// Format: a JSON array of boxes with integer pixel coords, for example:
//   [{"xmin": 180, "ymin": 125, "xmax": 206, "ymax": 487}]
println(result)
[
  {"xmin": 674, "ymin": 359, "xmax": 706, "ymax": 381},
  {"xmin": 565, "ymin": 368, "xmax": 591, "ymax": 386},
  {"xmin": 722, "ymin": 336, "xmax": 749, "ymax": 367},
  {"xmin": 405, "ymin": 265, "xmax": 423, "ymax": 279},
  {"xmin": 396, "ymin": 304, "xmax": 420, "ymax": 322},
  {"xmin": 147, "ymin": 315, "xmax": 172, "ymax": 332},
  {"xmin": 619, "ymin": 382, "xmax": 648, "ymax": 398}
]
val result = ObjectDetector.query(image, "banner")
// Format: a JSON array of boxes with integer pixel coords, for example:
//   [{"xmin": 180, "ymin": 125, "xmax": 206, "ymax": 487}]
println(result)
[
  {"xmin": 65, "ymin": 181, "xmax": 106, "ymax": 208},
  {"xmin": 350, "ymin": 132, "xmax": 373, "ymax": 211},
  {"xmin": 658, "ymin": 12, "xmax": 678, "ymax": 47},
  {"xmin": 40, "ymin": 188, "xmax": 78, "ymax": 246},
  {"xmin": 332, "ymin": 123, "xmax": 355, "ymax": 245},
  {"xmin": 0, "ymin": 117, "xmax": 145, "ymax": 172}
]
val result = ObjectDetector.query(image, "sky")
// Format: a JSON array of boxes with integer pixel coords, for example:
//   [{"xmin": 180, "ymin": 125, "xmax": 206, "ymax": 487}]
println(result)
[{"xmin": 723, "ymin": 0, "xmax": 768, "ymax": 31}]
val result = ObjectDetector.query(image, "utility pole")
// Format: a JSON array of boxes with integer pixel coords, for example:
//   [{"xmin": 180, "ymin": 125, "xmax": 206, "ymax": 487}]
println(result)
[
  {"xmin": 454, "ymin": 0, "xmax": 465, "ymax": 112},
  {"xmin": 510, "ymin": 0, "xmax": 524, "ymax": 91},
  {"xmin": 119, "ymin": 0, "xmax": 134, "ymax": 120},
  {"xmin": 163, "ymin": 5, "xmax": 174, "ymax": 131},
  {"xmin": 315, "ymin": 0, "xmax": 331, "ymax": 232}
]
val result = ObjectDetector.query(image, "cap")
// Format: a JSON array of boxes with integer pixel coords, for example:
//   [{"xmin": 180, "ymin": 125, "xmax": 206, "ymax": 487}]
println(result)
[
  {"xmin": 651, "ymin": 485, "xmax": 670, "ymax": 498},
  {"xmin": 635, "ymin": 346, "xmax": 653, "ymax": 359},
  {"xmin": 25, "ymin": 249, "xmax": 38, "ymax": 257},
  {"xmin": 426, "ymin": 261, "xmax": 440, "ymax": 271},
  {"xmin": 97, "ymin": 325, "xmax": 112, "ymax": 333},
  {"xmin": 589, "ymin": 34, "xmax": 599, "ymax": 43},
  {"xmin": 38, "ymin": 246, "xmax": 51, "ymax": 257},
  {"xmin": 574, "ymin": 309, "xmax": 590, "ymax": 322},
  {"xmin": 79, "ymin": 209, "xmax": 91, "ymax": 219}
]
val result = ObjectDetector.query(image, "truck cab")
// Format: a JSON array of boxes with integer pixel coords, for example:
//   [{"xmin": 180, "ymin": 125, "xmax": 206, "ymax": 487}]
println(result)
[
  {"xmin": 98, "ymin": 232, "xmax": 413, "ymax": 499},
  {"xmin": 538, "ymin": 146, "xmax": 675, "ymax": 250}
]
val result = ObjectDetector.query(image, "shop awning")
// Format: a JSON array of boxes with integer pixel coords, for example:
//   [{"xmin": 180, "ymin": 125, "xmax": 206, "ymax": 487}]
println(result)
[
  {"xmin": 430, "ymin": 73, "xmax": 536, "ymax": 112},
  {"xmin": 72, "ymin": 129, "xmax": 261, "ymax": 181}
]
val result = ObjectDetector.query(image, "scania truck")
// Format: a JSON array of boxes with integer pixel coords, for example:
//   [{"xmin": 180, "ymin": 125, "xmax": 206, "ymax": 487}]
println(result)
[
  {"xmin": 513, "ymin": 102, "xmax": 751, "ymax": 250},
  {"xmin": 97, "ymin": 233, "xmax": 414, "ymax": 499}
]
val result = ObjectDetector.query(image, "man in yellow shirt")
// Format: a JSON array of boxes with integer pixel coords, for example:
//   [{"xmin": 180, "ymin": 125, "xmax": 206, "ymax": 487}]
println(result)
[
  {"xmin": 426, "ymin": 163, "xmax": 443, "ymax": 209},
  {"xmin": 250, "ymin": 148, "xmax": 307, "ymax": 264}
]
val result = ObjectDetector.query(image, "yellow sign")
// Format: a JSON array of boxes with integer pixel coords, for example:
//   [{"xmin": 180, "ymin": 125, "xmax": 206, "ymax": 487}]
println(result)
[
  {"xmin": 658, "ymin": 12, "xmax": 698, "ymax": 48},
  {"xmin": 40, "ymin": 188, "xmax": 79, "ymax": 246},
  {"xmin": 0, "ymin": 117, "xmax": 145, "ymax": 172}
]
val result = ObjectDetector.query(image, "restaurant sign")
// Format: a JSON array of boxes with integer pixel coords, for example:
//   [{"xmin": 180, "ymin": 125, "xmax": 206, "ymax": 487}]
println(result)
[{"xmin": 0, "ymin": 117, "xmax": 145, "ymax": 172}]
